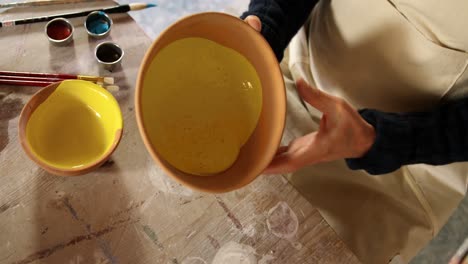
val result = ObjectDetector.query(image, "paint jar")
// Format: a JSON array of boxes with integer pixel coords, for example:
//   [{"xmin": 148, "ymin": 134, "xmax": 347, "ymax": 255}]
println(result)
[
  {"xmin": 85, "ymin": 11, "xmax": 112, "ymax": 38},
  {"xmin": 95, "ymin": 42, "xmax": 124, "ymax": 72},
  {"xmin": 45, "ymin": 18, "xmax": 74, "ymax": 45}
]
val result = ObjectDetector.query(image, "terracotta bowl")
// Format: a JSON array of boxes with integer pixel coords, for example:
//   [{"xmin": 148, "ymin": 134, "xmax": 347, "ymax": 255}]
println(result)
[
  {"xmin": 19, "ymin": 80, "xmax": 123, "ymax": 176},
  {"xmin": 136, "ymin": 12, "xmax": 286, "ymax": 193}
]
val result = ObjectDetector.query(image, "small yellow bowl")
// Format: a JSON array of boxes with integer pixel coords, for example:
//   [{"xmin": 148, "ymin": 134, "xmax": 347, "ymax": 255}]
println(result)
[{"xmin": 19, "ymin": 80, "xmax": 123, "ymax": 176}]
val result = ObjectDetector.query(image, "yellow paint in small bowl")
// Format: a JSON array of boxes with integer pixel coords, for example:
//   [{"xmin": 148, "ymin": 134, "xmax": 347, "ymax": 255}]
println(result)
[{"xmin": 19, "ymin": 80, "xmax": 123, "ymax": 176}]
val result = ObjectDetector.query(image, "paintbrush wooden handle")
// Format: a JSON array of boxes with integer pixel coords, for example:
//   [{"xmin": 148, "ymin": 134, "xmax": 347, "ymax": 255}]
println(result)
[
  {"xmin": 0, "ymin": 70, "xmax": 76, "ymax": 79},
  {"xmin": 0, "ymin": 75, "xmax": 65, "ymax": 82},
  {"xmin": 5, "ymin": 9, "xmax": 93, "ymax": 26},
  {"xmin": 0, "ymin": 71, "xmax": 113, "ymax": 84},
  {"xmin": 0, "ymin": 0, "xmax": 106, "ymax": 8},
  {"xmin": 0, "ymin": 78, "xmax": 52, "ymax": 87},
  {"xmin": 0, "ymin": 78, "xmax": 119, "ymax": 91}
]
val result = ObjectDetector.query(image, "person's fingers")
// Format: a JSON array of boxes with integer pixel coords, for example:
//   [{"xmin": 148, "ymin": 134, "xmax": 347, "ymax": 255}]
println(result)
[
  {"xmin": 264, "ymin": 138, "xmax": 307, "ymax": 174},
  {"xmin": 244, "ymin": 15, "xmax": 262, "ymax": 32},
  {"xmin": 265, "ymin": 133, "xmax": 324, "ymax": 174},
  {"xmin": 318, "ymin": 113, "xmax": 328, "ymax": 132},
  {"xmin": 263, "ymin": 152, "xmax": 298, "ymax": 174},
  {"xmin": 276, "ymin": 145, "xmax": 289, "ymax": 155},
  {"xmin": 296, "ymin": 79, "xmax": 336, "ymax": 114}
]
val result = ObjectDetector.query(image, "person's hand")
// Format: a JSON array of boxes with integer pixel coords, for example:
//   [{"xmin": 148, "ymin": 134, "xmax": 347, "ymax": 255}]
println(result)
[
  {"xmin": 244, "ymin": 15, "xmax": 262, "ymax": 32},
  {"xmin": 264, "ymin": 79, "xmax": 376, "ymax": 174}
]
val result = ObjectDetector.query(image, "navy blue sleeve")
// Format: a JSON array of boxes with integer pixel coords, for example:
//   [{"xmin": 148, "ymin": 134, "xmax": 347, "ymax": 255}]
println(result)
[
  {"xmin": 346, "ymin": 97, "xmax": 468, "ymax": 175},
  {"xmin": 240, "ymin": 0, "xmax": 318, "ymax": 61}
]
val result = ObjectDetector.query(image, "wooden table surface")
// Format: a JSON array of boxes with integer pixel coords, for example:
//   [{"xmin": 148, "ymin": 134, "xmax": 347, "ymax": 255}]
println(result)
[{"xmin": 0, "ymin": 2, "xmax": 360, "ymax": 264}]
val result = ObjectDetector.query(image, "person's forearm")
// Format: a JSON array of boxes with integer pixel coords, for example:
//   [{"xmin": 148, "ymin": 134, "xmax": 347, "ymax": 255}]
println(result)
[
  {"xmin": 241, "ymin": 0, "xmax": 318, "ymax": 61},
  {"xmin": 346, "ymin": 97, "xmax": 468, "ymax": 175}
]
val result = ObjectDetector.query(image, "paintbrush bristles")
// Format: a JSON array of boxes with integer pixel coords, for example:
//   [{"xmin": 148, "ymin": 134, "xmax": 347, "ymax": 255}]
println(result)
[
  {"xmin": 105, "ymin": 85, "xmax": 119, "ymax": 92},
  {"xmin": 129, "ymin": 3, "xmax": 156, "ymax": 11},
  {"xmin": 103, "ymin": 77, "xmax": 114, "ymax": 85}
]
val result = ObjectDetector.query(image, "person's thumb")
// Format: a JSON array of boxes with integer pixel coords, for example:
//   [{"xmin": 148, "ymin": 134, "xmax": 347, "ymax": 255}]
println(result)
[
  {"xmin": 244, "ymin": 15, "xmax": 262, "ymax": 32},
  {"xmin": 296, "ymin": 79, "xmax": 335, "ymax": 114}
]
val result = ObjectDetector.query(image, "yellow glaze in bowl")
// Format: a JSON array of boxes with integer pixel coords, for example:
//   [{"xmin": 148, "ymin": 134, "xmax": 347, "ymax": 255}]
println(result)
[
  {"xmin": 19, "ymin": 80, "xmax": 123, "ymax": 176},
  {"xmin": 136, "ymin": 12, "xmax": 286, "ymax": 193},
  {"xmin": 142, "ymin": 37, "xmax": 263, "ymax": 176}
]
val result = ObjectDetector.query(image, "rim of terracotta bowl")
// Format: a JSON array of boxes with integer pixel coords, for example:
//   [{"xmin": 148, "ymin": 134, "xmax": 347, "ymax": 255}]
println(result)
[
  {"xmin": 18, "ymin": 81, "xmax": 123, "ymax": 176},
  {"xmin": 135, "ymin": 12, "xmax": 286, "ymax": 193}
]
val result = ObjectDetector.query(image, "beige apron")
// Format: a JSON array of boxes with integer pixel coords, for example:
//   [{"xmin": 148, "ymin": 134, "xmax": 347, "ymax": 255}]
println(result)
[{"xmin": 280, "ymin": 0, "xmax": 468, "ymax": 263}]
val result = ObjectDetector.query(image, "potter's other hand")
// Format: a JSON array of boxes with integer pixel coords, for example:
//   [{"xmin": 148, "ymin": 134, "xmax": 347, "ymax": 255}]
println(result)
[
  {"xmin": 264, "ymin": 79, "xmax": 376, "ymax": 175},
  {"xmin": 244, "ymin": 15, "xmax": 261, "ymax": 32}
]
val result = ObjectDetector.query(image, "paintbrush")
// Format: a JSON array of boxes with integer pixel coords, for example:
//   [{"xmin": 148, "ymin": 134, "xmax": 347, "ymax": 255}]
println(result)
[
  {"xmin": 0, "ymin": 0, "xmax": 106, "ymax": 9},
  {"xmin": 0, "ymin": 3, "xmax": 156, "ymax": 27},
  {"xmin": 0, "ymin": 70, "xmax": 114, "ymax": 84},
  {"xmin": 0, "ymin": 78, "xmax": 120, "ymax": 92}
]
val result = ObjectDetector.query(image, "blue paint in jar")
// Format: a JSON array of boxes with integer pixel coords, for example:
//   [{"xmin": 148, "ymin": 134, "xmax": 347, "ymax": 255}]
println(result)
[{"xmin": 85, "ymin": 11, "xmax": 112, "ymax": 36}]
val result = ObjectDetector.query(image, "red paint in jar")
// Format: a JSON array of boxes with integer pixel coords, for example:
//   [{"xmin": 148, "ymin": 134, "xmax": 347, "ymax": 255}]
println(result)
[{"xmin": 46, "ymin": 20, "xmax": 72, "ymax": 41}]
